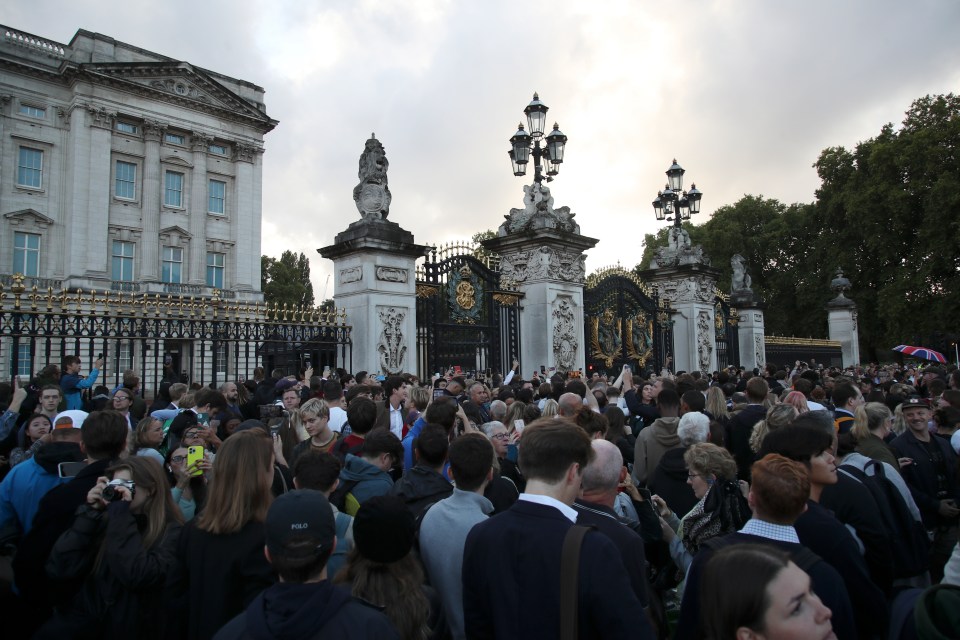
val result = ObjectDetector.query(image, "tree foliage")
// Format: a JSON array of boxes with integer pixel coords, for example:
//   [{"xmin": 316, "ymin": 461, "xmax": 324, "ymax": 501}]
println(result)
[
  {"xmin": 261, "ymin": 251, "xmax": 315, "ymax": 308},
  {"xmin": 634, "ymin": 93, "xmax": 960, "ymax": 361}
]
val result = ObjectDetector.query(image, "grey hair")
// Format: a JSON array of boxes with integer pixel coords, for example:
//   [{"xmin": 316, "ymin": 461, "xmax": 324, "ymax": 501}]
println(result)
[
  {"xmin": 489, "ymin": 400, "xmax": 508, "ymax": 421},
  {"xmin": 480, "ymin": 421, "xmax": 506, "ymax": 438},
  {"xmin": 677, "ymin": 412, "xmax": 710, "ymax": 447}
]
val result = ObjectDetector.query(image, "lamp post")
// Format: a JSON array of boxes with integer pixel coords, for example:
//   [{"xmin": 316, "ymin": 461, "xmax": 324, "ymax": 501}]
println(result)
[
  {"xmin": 651, "ymin": 159, "xmax": 702, "ymax": 230},
  {"xmin": 508, "ymin": 93, "xmax": 568, "ymax": 184}
]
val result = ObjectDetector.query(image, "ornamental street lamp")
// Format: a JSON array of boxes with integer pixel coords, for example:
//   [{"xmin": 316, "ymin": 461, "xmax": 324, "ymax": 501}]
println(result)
[
  {"xmin": 652, "ymin": 159, "xmax": 702, "ymax": 229},
  {"xmin": 508, "ymin": 93, "xmax": 567, "ymax": 184}
]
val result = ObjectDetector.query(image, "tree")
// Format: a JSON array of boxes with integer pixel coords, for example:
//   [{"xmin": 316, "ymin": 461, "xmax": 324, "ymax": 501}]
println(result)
[
  {"xmin": 261, "ymin": 251, "xmax": 315, "ymax": 308},
  {"xmin": 631, "ymin": 93, "xmax": 960, "ymax": 360}
]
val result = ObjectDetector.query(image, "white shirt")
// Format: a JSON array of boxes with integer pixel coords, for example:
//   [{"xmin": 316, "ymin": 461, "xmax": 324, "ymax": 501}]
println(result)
[
  {"xmin": 328, "ymin": 406, "xmax": 348, "ymax": 433},
  {"xmin": 389, "ymin": 404, "xmax": 403, "ymax": 439},
  {"xmin": 518, "ymin": 493, "xmax": 578, "ymax": 523},
  {"xmin": 807, "ymin": 400, "xmax": 826, "ymax": 411}
]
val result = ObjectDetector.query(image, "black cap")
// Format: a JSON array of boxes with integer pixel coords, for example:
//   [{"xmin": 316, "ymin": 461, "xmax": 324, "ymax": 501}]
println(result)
[
  {"xmin": 353, "ymin": 495, "xmax": 415, "ymax": 564},
  {"xmin": 902, "ymin": 396, "xmax": 929, "ymax": 410},
  {"xmin": 265, "ymin": 490, "xmax": 336, "ymax": 558}
]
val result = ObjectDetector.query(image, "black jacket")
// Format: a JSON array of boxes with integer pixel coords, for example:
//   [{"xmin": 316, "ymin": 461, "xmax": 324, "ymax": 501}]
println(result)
[
  {"xmin": 648, "ymin": 446, "xmax": 697, "ymax": 517},
  {"xmin": 388, "ymin": 465, "xmax": 452, "ymax": 517},
  {"xmin": 727, "ymin": 404, "xmax": 767, "ymax": 480},
  {"xmin": 39, "ymin": 501, "xmax": 181, "ymax": 640},
  {"xmin": 890, "ymin": 430, "xmax": 960, "ymax": 528},
  {"xmin": 13, "ymin": 458, "xmax": 115, "ymax": 609},
  {"xmin": 173, "ymin": 519, "xmax": 276, "ymax": 640},
  {"xmin": 213, "ymin": 581, "xmax": 398, "ymax": 640}
]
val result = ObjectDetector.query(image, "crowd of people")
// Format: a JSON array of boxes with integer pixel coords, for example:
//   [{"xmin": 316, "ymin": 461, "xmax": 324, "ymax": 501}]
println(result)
[{"xmin": 0, "ymin": 355, "xmax": 959, "ymax": 638}]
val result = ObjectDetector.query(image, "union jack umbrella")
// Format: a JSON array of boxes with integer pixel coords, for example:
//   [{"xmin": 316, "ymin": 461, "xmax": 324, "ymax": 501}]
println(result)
[{"xmin": 892, "ymin": 345, "xmax": 947, "ymax": 363}]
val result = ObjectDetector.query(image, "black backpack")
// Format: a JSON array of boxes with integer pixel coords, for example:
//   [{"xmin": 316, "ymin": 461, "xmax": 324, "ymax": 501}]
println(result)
[{"xmin": 841, "ymin": 461, "xmax": 930, "ymax": 578}]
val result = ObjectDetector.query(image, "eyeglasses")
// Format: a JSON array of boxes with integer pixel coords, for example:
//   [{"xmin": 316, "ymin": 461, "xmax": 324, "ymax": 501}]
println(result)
[
  {"xmin": 171, "ymin": 455, "xmax": 186, "ymax": 463},
  {"xmin": 687, "ymin": 472, "xmax": 701, "ymax": 479},
  {"xmin": 183, "ymin": 430, "xmax": 203, "ymax": 439},
  {"xmin": 492, "ymin": 432, "xmax": 510, "ymax": 441}
]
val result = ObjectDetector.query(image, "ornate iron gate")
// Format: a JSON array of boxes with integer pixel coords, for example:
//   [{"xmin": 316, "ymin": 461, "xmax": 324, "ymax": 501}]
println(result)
[
  {"xmin": 0, "ymin": 274, "xmax": 352, "ymax": 392},
  {"xmin": 416, "ymin": 244, "xmax": 521, "ymax": 378},
  {"xmin": 714, "ymin": 294, "xmax": 740, "ymax": 370},
  {"xmin": 583, "ymin": 267, "xmax": 671, "ymax": 375}
]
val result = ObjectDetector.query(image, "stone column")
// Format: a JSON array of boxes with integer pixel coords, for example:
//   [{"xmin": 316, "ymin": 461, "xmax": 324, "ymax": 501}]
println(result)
[
  {"xmin": 318, "ymin": 136, "xmax": 428, "ymax": 376},
  {"xmin": 481, "ymin": 182, "xmax": 597, "ymax": 375},
  {"xmin": 140, "ymin": 120, "xmax": 164, "ymax": 282},
  {"xmin": 188, "ymin": 133, "xmax": 210, "ymax": 285},
  {"xmin": 734, "ymin": 301, "xmax": 767, "ymax": 371},
  {"xmin": 640, "ymin": 264, "xmax": 720, "ymax": 374},
  {"xmin": 231, "ymin": 143, "xmax": 260, "ymax": 294},
  {"xmin": 80, "ymin": 105, "xmax": 115, "ymax": 279},
  {"xmin": 826, "ymin": 269, "xmax": 859, "ymax": 367}
]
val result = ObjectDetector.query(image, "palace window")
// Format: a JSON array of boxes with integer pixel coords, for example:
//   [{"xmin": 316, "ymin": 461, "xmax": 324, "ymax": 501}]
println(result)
[
  {"xmin": 13, "ymin": 232, "xmax": 41, "ymax": 277},
  {"xmin": 164, "ymin": 171, "xmax": 184, "ymax": 207},
  {"xmin": 112, "ymin": 240, "xmax": 135, "ymax": 282},
  {"xmin": 17, "ymin": 147, "xmax": 43, "ymax": 188},
  {"xmin": 115, "ymin": 160, "xmax": 137, "ymax": 200},
  {"xmin": 206, "ymin": 252, "xmax": 225, "ymax": 288}
]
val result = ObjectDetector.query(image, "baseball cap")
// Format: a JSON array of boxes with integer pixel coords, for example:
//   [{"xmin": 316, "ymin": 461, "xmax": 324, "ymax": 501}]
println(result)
[
  {"xmin": 54, "ymin": 410, "xmax": 88, "ymax": 430},
  {"xmin": 265, "ymin": 490, "xmax": 336, "ymax": 558},
  {"xmin": 902, "ymin": 396, "xmax": 929, "ymax": 410}
]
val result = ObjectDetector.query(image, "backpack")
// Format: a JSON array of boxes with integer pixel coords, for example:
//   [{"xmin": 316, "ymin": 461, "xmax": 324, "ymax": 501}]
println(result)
[
  {"xmin": 842, "ymin": 462, "xmax": 930, "ymax": 578},
  {"xmin": 329, "ymin": 478, "xmax": 361, "ymax": 515}
]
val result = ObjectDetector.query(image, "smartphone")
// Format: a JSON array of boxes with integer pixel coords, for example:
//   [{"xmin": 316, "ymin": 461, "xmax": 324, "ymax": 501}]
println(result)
[
  {"xmin": 186, "ymin": 446, "xmax": 204, "ymax": 477},
  {"xmin": 433, "ymin": 388, "xmax": 446, "ymax": 400},
  {"xmin": 513, "ymin": 419, "xmax": 525, "ymax": 435},
  {"xmin": 269, "ymin": 423, "xmax": 282, "ymax": 438},
  {"xmin": 58, "ymin": 461, "xmax": 88, "ymax": 478},
  {"xmin": 506, "ymin": 443, "xmax": 519, "ymax": 463}
]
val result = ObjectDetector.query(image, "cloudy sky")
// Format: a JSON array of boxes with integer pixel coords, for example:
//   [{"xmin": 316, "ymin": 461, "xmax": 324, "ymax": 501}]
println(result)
[{"xmin": 7, "ymin": 0, "xmax": 960, "ymax": 300}]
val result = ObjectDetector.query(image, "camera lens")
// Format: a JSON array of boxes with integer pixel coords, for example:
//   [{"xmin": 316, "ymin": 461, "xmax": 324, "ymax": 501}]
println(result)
[{"xmin": 101, "ymin": 485, "xmax": 118, "ymax": 501}]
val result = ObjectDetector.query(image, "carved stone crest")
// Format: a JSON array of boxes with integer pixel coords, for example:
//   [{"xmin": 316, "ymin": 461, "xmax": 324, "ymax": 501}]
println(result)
[
  {"xmin": 497, "ymin": 182, "xmax": 580, "ymax": 236},
  {"xmin": 499, "ymin": 246, "xmax": 586, "ymax": 284},
  {"xmin": 654, "ymin": 276, "xmax": 715, "ymax": 305},
  {"xmin": 353, "ymin": 134, "xmax": 392, "ymax": 220},
  {"xmin": 339, "ymin": 267, "xmax": 362, "ymax": 285},
  {"xmin": 375, "ymin": 266, "xmax": 408, "ymax": 283},
  {"xmin": 755, "ymin": 335, "xmax": 766, "ymax": 369},
  {"xmin": 553, "ymin": 297, "xmax": 578, "ymax": 372},
  {"xmin": 377, "ymin": 306, "xmax": 406, "ymax": 375},
  {"xmin": 448, "ymin": 265, "xmax": 483, "ymax": 324}
]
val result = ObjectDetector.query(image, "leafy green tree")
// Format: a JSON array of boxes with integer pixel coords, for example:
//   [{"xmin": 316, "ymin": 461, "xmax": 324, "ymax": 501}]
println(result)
[{"xmin": 261, "ymin": 251, "xmax": 315, "ymax": 308}]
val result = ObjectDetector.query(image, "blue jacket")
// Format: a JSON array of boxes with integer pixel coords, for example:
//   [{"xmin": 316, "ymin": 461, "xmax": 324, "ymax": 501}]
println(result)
[
  {"xmin": 0, "ymin": 450, "xmax": 72, "ymax": 535},
  {"xmin": 60, "ymin": 369, "xmax": 100, "ymax": 410},
  {"xmin": 401, "ymin": 416, "xmax": 427, "ymax": 471},
  {"xmin": 339, "ymin": 454, "xmax": 393, "ymax": 506}
]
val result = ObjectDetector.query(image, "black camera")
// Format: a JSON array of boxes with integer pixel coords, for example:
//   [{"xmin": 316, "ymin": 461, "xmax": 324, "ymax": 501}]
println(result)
[{"xmin": 101, "ymin": 478, "xmax": 136, "ymax": 502}]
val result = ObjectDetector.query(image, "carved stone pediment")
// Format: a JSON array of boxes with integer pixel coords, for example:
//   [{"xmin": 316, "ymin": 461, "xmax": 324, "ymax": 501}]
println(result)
[
  {"xmin": 159, "ymin": 225, "xmax": 191, "ymax": 238},
  {"xmin": 161, "ymin": 155, "xmax": 194, "ymax": 168},
  {"xmin": 4, "ymin": 208, "xmax": 55, "ymax": 227},
  {"xmin": 80, "ymin": 63, "xmax": 274, "ymax": 129}
]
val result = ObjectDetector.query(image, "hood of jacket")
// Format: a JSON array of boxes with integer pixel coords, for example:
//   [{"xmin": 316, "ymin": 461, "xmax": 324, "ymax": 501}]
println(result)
[
  {"xmin": 33, "ymin": 441, "xmax": 85, "ymax": 475},
  {"xmin": 650, "ymin": 416, "xmax": 681, "ymax": 447},
  {"xmin": 392, "ymin": 465, "xmax": 452, "ymax": 503},
  {"xmin": 656, "ymin": 445, "xmax": 689, "ymax": 480},
  {"xmin": 340, "ymin": 453, "xmax": 390, "ymax": 483},
  {"xmin": 245, "ymin": 581, "xmax": 353, "ymax": 640}
]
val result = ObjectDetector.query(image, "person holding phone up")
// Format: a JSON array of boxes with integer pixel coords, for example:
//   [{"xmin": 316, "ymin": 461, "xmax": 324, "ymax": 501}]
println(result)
[{"xmin": 59, "ymin": 354, "xmax": 103, "ymax": 411}]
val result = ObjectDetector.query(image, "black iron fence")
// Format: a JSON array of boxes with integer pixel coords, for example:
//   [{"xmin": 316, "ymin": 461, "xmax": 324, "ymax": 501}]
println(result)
[
  {"xmin": 0, "ymin": 274, "xmax": 351, "ymax": 394},
  {"xmin": 764, "ymin": 336, "xmax": 842, "ymax": 369}
]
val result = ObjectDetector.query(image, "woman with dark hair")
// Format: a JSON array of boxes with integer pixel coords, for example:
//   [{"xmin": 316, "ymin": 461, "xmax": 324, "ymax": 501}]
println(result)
[
  {"xmin": 42, "ymin": 456, "xmax": 183, "ymax": 639},
  {"xmin": 335, "ymin": 495, "xmax": 443, "ymax": 639},
  {"xmin": 701, "ymin": 544, "xmax": 835, "ymax": 640},
  {"xmin": 603, "ymin": 406, "xmax": 635, "ymax": 464},
  {"xmin": 174, "ymin": 429, "xmax": 276, "ymax": 639},
  {"xmin": 10, "ymin": 413, "xmax": 51, "ymax": 466}
]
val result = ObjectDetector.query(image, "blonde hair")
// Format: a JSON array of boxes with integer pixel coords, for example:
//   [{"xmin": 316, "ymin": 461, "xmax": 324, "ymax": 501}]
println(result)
[
  {"xmin": 299, "ymin": 398, "xmax": 330, "ymax": 421},
  {"xmin": 131, "ymin": 417, "xmax": 160, "ymax": 454},
  {"xmin": 852, "ymin": 402, "xmax": 892, "ymax": 440},
  {"xmin": 705, "ymin": 387, "xmax": 729, "ymax": 419},
  {"xmin": 541, "ymin": 399, "xmax": 559, "ymax": 418},
  {"xmin": 749, "ymin": 404, "xmax": 798, "ymax": 454},
  {"xmin": 891, "ymin": 404, "xmax": 907, "ymax": 436},
  {"xmin": 196, "ymin": 430, "xmax": 273, "ymax": 535}
]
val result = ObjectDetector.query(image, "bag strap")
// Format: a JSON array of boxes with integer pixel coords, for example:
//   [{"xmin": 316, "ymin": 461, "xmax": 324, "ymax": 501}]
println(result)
[{"xmin": 560, "ymin": 525, "xmax": 592, "ymax": 640}]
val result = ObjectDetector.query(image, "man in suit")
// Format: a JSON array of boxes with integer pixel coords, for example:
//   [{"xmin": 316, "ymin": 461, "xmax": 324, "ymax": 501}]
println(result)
[{"xmin": 462, "ymin": 417, "xmax": 654, "ymax": 639}]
